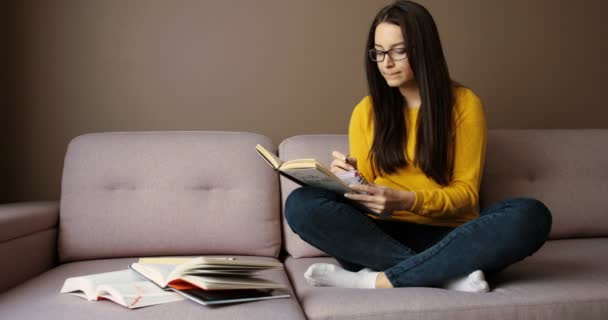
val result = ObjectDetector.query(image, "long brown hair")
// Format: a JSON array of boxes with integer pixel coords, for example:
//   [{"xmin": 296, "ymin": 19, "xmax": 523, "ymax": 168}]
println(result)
[{"xmin": 365, "ymin": 0, "xmax": 454, "ymax": 185}]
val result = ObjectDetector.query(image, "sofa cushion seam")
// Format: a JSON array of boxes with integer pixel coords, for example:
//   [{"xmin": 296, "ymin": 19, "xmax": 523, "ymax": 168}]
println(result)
[{"xmin": 0, "ymin": 227, "xmax": 57, "ymax": 243}]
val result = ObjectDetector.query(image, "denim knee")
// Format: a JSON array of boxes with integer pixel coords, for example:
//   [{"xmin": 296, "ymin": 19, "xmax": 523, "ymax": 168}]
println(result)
[
  {"xmin": 508, "ymin": 197, "xmax": 553, "ymax": 247},
  {"xmin": 284, "ymin": 187, "xmax": 329, "ymax": 234}
]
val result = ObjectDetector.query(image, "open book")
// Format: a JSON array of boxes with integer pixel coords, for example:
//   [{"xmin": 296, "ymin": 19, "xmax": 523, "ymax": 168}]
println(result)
[
  {"xmin": 130, "ymin": 257, "xmax": 290, "ymax": 305},
  {"xmin": 60, "ymin": 270, "xmax": 185, "ymax": 309},
  {"xmin": 255, "ymin": 144, "xmax": 367, "ymax": 194}
]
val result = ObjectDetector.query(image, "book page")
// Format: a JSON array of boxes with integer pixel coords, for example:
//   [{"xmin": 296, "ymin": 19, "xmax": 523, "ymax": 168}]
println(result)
[
  {"xmin": 138, "ymin": 256, "xmax": 245, "ymax": 265},
  {"xmin": 335, "ymin": 170, "xmax": 369, "ymax": 185},
  {"xmin": 60, "ymin": 277, "xmax": 96, "ymax": 300},
  {"xmin": 280, "ymin": 158, "xmax": 317, "ymax": 170},
  {"xmin": 185, "ymin": 257, "xmax": 283, "ymax": 268},
  {"xmin": 160, "ymin": 256, "xmax": 281, "ymax": 270},
  {"xmin": 130, "ymin": 263, "xmax": 177, "ymax": 287},
  {"xmin": 97, "ymin": 281, "xmax": 184, "ymax": 309},
  {"xmin": 138, "ymin": 257, "xmax": 197, "ymax": 264},
  {"xmin": 282, "ymin": 167, "xmax": 352, "ymax": 193},
  {"xmin": 60, "ymin": 270, "xmax": 142, "ymax": 300},
  {"xmin": 177, "ymin": 275, "xmax": 285, "ymax": 291},
  {"xmin": 255, "ymin": 144, "xmax": 283, "ymax": 169},
  {"xmin": 134, "ymin": 257, "xmax": 284, "ymax": 286}
]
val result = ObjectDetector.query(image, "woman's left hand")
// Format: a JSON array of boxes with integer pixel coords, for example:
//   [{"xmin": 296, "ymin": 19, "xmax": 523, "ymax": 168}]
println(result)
[{"xmin": 344, "ymin": 184, "xmax": 414, "ymax": 216}]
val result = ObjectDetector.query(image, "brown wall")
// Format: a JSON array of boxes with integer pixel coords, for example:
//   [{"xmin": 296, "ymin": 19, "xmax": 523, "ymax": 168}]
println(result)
[
  {"xmin": 5, "ymin": 0, "xmax": 608, "ymax": 202},
  {"xmin": 2, "ymin": 0, "xmax": 9, "ymax": 203}
]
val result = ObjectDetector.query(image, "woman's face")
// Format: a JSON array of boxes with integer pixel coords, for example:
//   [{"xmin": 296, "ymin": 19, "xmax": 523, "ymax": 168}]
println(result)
[{"xmin": 373, "ymin": 22, "xmax": 415, "ymax": 88}]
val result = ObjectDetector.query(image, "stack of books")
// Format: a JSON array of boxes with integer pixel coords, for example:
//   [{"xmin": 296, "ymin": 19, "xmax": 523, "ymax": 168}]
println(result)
[{"xmin": 60, "ymin": 257, "xmax": 289, "ymax": 309}]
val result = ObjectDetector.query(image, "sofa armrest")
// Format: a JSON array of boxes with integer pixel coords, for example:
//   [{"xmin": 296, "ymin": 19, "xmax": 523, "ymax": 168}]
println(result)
[{"xmin": 0, "ymin": 202, "xmax": 59, "ymax": 293}]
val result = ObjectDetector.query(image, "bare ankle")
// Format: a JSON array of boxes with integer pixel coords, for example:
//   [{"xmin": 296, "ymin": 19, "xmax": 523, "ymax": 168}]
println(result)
[{"xmin": 374, "ymin": 272, "xmax": 394, "ymax": 288}]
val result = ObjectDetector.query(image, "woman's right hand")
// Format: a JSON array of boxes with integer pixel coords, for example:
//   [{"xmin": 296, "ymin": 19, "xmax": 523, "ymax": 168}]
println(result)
[{"xmin": 330, "ymin": 151, "xmax": 358, "ymax": 173}]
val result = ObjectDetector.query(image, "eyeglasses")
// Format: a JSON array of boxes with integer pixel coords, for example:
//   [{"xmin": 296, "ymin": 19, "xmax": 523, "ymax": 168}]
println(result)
[{"xmin": 368, "ymin": 47, "xmax": 408, "ymax": 62}]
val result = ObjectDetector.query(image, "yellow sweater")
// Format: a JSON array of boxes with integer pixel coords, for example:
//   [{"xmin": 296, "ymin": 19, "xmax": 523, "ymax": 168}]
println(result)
[{"xmin": 349, "ymin": 87, "xmax": 487, "ymax": 227}]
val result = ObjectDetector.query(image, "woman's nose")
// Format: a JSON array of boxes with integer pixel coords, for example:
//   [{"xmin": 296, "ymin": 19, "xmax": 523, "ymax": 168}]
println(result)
[{"xmin": 382, "ymin": 55, "xmax": 395, "ymax": 67}]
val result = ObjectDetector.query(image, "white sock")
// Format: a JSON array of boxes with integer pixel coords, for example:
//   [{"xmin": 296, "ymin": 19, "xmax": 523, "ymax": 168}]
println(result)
[
  {"xmin": 304, "ymin": 263, "xmax": 379, "ymax": 289},
  {"xmin": 442, "ymin": 270, "xmax": 490, "ymax": 293},
  {"xmin": 304, "ymin": 264, "xmax": 489, "ymax": 292}
]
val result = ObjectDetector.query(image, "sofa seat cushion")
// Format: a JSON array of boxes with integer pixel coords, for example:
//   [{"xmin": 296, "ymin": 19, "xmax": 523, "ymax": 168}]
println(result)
[
  {"xmin": 0, "ymin": 257, "xmax": 305, "ymax": 319},
  {"xmin": 284, "ymin": 238, "xmax": 608, "ymax": 320}
]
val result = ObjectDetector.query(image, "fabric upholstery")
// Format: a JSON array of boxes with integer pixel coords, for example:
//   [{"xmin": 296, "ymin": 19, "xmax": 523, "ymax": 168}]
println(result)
[
  {"xmin": 0, "ymin": 229, "xmax": 56, "ymax": 292},
  {"xmin": 283, "ymin": 238, "xmax": 608, "ymax": 320},
  {"xmin": 480, "ymin": 129, "xmax": 608, "ymax": 239},
  {"xmin": 279, "ymin": 135, "xmax": 349, "ymax": 258},
  {"xmin": 59, "ymin": 132, "xmax": 282, "ymax": 262},
  {"xmin": 0, "ymin": 202, "xmax": 59, "ymax": 292},
  {"xmin": 0, "ymin": 201, "xmax": 59, "ymax": 242},
  {"xmin": 0, "ymin": 257, "xmax": 305, "ymax": 320}
]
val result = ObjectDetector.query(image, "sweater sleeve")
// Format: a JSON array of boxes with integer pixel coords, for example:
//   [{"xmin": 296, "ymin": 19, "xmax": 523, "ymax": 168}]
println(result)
[{"xmin": 408, "ymin": 92, "xmax": 487, "ymax": 219}]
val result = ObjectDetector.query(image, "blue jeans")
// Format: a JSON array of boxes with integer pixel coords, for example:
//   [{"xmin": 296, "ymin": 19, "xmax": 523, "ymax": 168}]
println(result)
[{"xmin": 284, "ymin": 187, "xmax": 552, "ymax": 287}]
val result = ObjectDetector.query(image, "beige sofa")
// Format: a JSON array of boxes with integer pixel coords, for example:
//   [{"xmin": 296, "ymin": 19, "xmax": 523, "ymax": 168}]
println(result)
[{"xmin": 1, "ymin": 130, "xmax": 607, "ymax": 319}]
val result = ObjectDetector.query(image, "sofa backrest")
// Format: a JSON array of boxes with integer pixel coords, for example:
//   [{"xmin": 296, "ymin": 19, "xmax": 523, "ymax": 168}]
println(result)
[
  {"xmin": 480, "ymin": 129, "xmax": 608, "ymax": 239},
  {"xmin": 280, "ymin": 130, "xmax": 608, "ymax": 258},
  {"xmin": 279, "ymin": 135, "xmax": 348, "ymax": 258},
  {"xmin": 59, "ymin": 131, "xmax": 281, "ymax": 262}
]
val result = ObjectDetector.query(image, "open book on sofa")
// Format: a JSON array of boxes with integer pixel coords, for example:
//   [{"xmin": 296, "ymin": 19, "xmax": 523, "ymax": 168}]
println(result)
[
  {"xmin": 129, "ymin": 257, "xmax": 290, "ymax": 305},
  {"xmin": 60, "ymin": 270, "xmax": 185, "ymax": 309}
]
